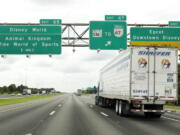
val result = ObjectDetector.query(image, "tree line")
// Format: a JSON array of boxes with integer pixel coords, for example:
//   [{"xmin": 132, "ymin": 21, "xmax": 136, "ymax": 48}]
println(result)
[{"xmin": 0, "ymin": 84, "xmax": 55, "ymax": 94}]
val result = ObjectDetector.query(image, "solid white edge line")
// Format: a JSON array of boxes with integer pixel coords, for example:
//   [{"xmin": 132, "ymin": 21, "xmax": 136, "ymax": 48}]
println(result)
[
  {"xmin": 49, "ymin": 111, "xmax": 56, "ymax": 116},
  {"xmin": 162, "ymin": 116, "xmax": 180, "ymax": 122},
  {"xmin": 100, "ymin": 112, "xmax": 109, "ymax": 117}
]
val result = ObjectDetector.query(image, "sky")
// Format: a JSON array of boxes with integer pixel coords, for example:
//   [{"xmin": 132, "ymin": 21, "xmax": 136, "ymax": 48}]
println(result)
[{"xmin": 0, "ymin": 0, "xmax": 180, "ymax": 92}]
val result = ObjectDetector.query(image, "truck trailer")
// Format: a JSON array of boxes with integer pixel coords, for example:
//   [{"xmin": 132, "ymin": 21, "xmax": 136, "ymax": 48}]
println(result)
[
  {"xmin": 23, "ymin": 89, "xmax": 31, "ymax": 95},
  {"xmin": 95, "ymin": 46, "xmax": 178, "ymax": 118}
]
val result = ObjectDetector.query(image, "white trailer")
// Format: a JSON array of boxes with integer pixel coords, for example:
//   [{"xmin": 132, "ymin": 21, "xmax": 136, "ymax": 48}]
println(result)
[
  {"xmin": 23, "ymin": 89, "xmax": 31, "ymax": 95},
  {"xmin": 95, "ymin": 46, "xmax": 178, "ymax": 118},
  {"xmin": 77, "ymin": 89, "xmax": 82, "ymax": 96},
  {"xmin": 42, "ymin": 91, "xmax": 46, "ymax": 94}
]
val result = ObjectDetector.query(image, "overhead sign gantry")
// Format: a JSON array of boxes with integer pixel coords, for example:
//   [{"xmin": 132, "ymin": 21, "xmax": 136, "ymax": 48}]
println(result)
[{"xmin": 0, "ymin": 16, "xmax": 180, "ymax": 56}]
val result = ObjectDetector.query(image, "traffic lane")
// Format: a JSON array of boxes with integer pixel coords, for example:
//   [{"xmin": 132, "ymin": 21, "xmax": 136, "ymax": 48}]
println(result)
[
  {"xmin": 80, "ymin": 96, "xmax": 180, "ymax": 135},
  {"xmin": 0, "ymin": 95, "xmax": 66, "ymax": 135},
  {"xmin": 163, "ymin": 111, "xmax": 180, "ymax": 121},
  {"xmin": 0, "ymin": 95, "xmax": 66, "ymax": 121},
  {"xmin": 0, "ymin": 95, "xmax": 67, "ymax": 135},
  {"xmin": 35, "ymin": 94, "xmax": 131, "ymax": 135}
]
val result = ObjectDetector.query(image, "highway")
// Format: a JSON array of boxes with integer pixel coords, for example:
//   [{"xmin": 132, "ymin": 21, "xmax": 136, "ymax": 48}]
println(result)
[{"xmin": 0, "ymin": 94, "xmax": 180, "ymax": 135}]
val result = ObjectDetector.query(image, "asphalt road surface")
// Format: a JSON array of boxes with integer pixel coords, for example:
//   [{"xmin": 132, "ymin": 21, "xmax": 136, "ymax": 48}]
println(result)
[{"xmin": 0, "ymin": 94, "xmax": 180, "ymax": 135}]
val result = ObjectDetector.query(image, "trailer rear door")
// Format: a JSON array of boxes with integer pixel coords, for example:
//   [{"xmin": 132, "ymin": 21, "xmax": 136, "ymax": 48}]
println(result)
[{"xmin": 131, "ymin": 47, "xmax": 177, "ymax": 101}]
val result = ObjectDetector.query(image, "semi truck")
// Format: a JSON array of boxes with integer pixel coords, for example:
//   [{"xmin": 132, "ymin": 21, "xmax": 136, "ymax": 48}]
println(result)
[
  {"xmin": 23, "ymin": 89, "xmax": 31, "ymax": 95},
  {"xmin": 42, "ymin": 90, "xmax": 46, "ymax": 94},
  {"xmin": 95, "ymin": 46, "xmax": 178, "ymax": 118},
  {"xmin": 77, "ymin": 89, "xmax": 82, "ymax": 96}
]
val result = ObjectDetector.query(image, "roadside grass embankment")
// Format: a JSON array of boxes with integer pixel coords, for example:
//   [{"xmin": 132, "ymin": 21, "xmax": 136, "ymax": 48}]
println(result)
[
  {"xmin": 0, "ymin": 94, "xmax": 61, "ymax": 106},
  {"xmin": 0, "ymin": 94, "xmax": 11, "ymax": 96},
  {"xmin": 165, "ymin": 105, "xmax": 180, "ymax": 110}
]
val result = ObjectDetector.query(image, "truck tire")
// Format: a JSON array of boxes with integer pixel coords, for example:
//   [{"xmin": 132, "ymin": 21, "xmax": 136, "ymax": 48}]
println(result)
[
  {"xmin": 95, "ymin": 96, "xmax": 99, "ymax": 105},
  {"xmin": 115, "ymin": 100, "xmax": 119, "ymax": 115},
  {"xmin": 144, "ymin": 112, "xmax": 153, "ymax": 118},
  {"xmin": 122, "ymin": 102, "xmax": 130, "ymax": 117},
  {"xmin": 154, "ymin": 114, "xmax": 162, "ymax": 118},
  {"xmin": 119, "ymin": 101, "xmax": 123, "ymax": 116}
]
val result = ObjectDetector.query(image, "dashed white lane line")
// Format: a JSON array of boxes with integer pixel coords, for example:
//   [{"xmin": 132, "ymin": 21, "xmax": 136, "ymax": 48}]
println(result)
[
  {"xmin": 58, "ymin": 104, "xmax": 62, "ymax": 107},
  {"xmin": 162, "ymin": 116, "xmax": 180, "ymax": 122},
  {"xmin": 26, "ymin": 133, "xmax": 32, "ymax": 135},
  {"xmin": 49, "ymin": 110, "xmax": 56, "ymax": 116},
  {"xmin": 100, "ymin": 112, "xmax": 109, "ymax": 117}
]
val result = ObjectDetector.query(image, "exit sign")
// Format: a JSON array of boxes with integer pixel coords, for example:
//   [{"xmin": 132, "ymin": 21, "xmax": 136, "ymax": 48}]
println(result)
[
  {"xmin": 40, "ymin": 19, "xmax": 61, "ymax": 25},
  {"xmin": 105, "ymin": 15, "xmax": 126, "ymax": 21},
  {"xmin": 169, "ymin": 21, "xmax": 180, "ymax": 27}
]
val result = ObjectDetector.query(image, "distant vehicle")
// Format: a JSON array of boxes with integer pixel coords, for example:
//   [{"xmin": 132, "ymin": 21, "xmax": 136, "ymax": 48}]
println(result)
[
  {"xmin": 96, "ymin": 46, "xmax": 178, "ymax": 118},
  {"xmin": 42, "ymin": 91, "xmax": 46, "ymax": 94},
  {"xmin": 23, "ymin": 89, "xmax": 31, "ymax": 95},
  {"xmin": 17, "ymin": 93, "xmax": 22, "ymax": 96},
  {"xmin": 77, "ymin": 89, "xmax": 82, "ymax": 96}
]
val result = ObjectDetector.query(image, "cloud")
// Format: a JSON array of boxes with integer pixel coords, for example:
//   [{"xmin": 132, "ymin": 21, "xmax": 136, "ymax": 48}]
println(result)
[
  {"xmin": 0, "ymin": 56, "xmax": 21, "ymax": 65},
  {"xmin": 0, "ymin": 65, "xmax": 11, "ymax": 72},
  {"xmin": 30, "ymin": 0, "xmax": 73, "ymax": 5},
  {"xmin": 34, "ymin": 60, "xmax": 53, "ymax": 68},
  {"xmin": 84, "ymin": 52, "xmax": 117, "ymax": 62},
  {"xmin": 62, "ymin": 66, "xmax": 87, "ymax": 73}
]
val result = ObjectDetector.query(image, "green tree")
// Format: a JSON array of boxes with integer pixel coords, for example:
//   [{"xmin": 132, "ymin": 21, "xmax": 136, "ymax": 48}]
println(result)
[
  {"xmin": 8, "ymin": 84, "xmax": 16, "ymax": 93},
  {"xmin": 16, "ymin": 85, "xmax": 28, "ymax": 93}
]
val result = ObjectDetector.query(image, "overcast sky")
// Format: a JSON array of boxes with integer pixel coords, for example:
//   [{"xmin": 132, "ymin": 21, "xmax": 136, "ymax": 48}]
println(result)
[{"xmin": 0, "ymin": 0, "xmax": 179, "ymax": 92}]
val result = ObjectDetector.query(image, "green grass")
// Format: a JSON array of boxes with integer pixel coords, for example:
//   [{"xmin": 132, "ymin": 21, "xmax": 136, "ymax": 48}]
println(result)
[
  {"xmin": 165, "ymin": 105, "xmax": 180, "ymax": 110},
  {"xmin": 0, "ymin": 94, "xmax": 61, "ymax": 106},
  {"xmin": 0, "ymin": 94, "xmax": 11, "ymax": 96},
  {"xmin": 81, "ymin": 93, "xmax": 91, "ymax": 96}
]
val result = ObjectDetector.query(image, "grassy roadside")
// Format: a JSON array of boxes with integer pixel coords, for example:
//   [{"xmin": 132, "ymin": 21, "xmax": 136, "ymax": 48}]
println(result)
[
  {"xmin": 165, "ymin": 105, "xmax": 180, "ymax": 110},
  {"xmin": 81, "ymin": 93, "xmax": 91, "ymax": 96},
  {"xmin": 0, "ymin": 94, "xmax": 61, "ymax": 106},
  {"xmin": 0, "ymin": 94, "xmax": 11, "ymax": 96}
]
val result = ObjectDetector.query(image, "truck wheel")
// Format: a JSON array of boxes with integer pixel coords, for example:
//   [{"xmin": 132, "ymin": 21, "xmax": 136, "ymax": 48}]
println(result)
[
  {"xmin": 122, "ymin": 102, "xmax": 130, "ymax": 117},
  {"xmin": 144, "ymin": 112, "xmax": 152, "ymax": 118},
  {"xmin": 119, "ymin": 101, "xmax": 123, "ymax": 116},
  {"xmin": 115, "ymin": 100, "xmax": 119, "ymax": 115},
  {"xmin": 153, "ymin": 113, "xmax": 162, "ymax": 118},
  {"xmin": 95, "ymin": 96, "xmax": 99, "ymax": 105}
]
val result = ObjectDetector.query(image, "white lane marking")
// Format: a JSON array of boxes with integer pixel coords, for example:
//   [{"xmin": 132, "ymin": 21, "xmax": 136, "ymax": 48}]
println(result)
[
  {"xmin": 90, "ymin": 105, "xmax": 93, "ymax": 108},
  {"xmin": 58, "ymin": 104, "xmax": 62, "ymax": 107},
  {"xmin": 49, "ymin": 111, "xmax": 56, "ymax": 116},
  {"xmin": 26, "ymin": 133, "xmax": 32, "ymax": 135},
  {"xmin": 162, "ymin": 116, "xmax": 180, "ymax": 122},
  {"xmin": 100, "ymin": 112, "xmax": 109, "ymax": 117}
]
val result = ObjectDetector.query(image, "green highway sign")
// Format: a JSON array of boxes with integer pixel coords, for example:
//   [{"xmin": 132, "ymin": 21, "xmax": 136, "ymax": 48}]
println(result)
[
  {"xmin": 130, "ymin": 27, "xmax": 180, "ymax": 49},
  {"xmin": 0, "ymin": 25, "xmax": 60, "ymax": 34},
  {"xmin": 89, "ymin": 21, "xmax": 127, "ymax": 50},
  {"xmin": 105, "ymin": 15, "xmax": 126, "ymax": 21},
  {"xmin": 169, "ymin": 21, "xmax": 180, "ymax": 27},
  {"xmin": 40, "ymin": 19, "xmax": 61, "ymax": 25},
  {"xmin": 0, "ymin": 25, "xmax": 61, "ymax": 54},
  {"xmin": 130, "ymin": 27, "xmax": 180, "ymax": 42}
]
